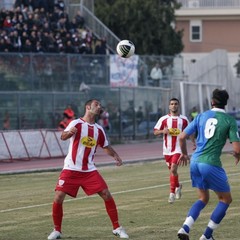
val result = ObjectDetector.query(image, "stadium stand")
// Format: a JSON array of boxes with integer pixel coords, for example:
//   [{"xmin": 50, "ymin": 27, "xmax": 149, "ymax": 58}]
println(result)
[{"xmin": 0, "ymin": 0, "xmax": 106, "ymax": 54}]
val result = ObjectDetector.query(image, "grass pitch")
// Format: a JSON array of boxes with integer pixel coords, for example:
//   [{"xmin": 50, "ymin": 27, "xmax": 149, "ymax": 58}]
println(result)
[{"xmin": 0, "ymin": 154, "xmax": 240, "ymax": 240}]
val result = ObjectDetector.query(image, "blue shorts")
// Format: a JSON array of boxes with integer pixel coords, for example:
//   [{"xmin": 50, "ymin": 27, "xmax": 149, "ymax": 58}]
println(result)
[{"xmin": 190, "ymin": 161, "xmax": 230, "ymax": 192}]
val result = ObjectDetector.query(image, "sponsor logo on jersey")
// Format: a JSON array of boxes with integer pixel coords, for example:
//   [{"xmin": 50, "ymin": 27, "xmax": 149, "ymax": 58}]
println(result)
[
  {"xmin": 81, "ymin": 136, "xmax": 97, "ymax": 148},
  {"xmin": 169, "ymin": 128, "xmax": 181, "ymax": 136}
]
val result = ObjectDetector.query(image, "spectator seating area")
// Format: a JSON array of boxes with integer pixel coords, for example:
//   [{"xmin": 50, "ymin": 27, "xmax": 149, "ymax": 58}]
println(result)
[{"xmin": 0, "ymin": 0, "xmax": 108, "ymax": 54}]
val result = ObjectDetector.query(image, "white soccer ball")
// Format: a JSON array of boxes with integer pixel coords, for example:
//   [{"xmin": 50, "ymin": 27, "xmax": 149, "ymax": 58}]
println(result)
[{"xmin": 116, "ymin": 40, "xmax": 135, "ymax": 58}]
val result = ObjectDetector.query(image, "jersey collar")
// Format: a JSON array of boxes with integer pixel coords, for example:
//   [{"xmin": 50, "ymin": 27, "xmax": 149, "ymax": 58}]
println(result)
[{"xmin": 211, "ymin": 108, "xmax": 226, "ymax": 113}]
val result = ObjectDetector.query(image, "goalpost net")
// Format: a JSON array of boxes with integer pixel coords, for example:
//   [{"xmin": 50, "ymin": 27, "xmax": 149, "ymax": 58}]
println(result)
[{"xmin": 180, "ymin": 81, "xmax": 223, "ymax": 117}]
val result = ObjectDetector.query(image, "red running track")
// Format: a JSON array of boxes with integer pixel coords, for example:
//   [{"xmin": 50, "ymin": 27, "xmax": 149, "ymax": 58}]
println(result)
[{"xmin": 0, "ymin": 140, "xmax": 233, "ymax": 174}]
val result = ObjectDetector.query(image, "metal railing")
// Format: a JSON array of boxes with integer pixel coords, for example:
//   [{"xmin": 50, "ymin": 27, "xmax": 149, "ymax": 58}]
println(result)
[
  {"xmin": 177, "ymin": 0, "xmax": 240, "ymax": 8},
  {"xmin": 0, "ymin": 0, "xmax": 14, "ymax": 9},
  {"xmin": 0, "ymin": 87, "xmax": 172, "ymax": 142},
  {"xmin": 0, "ymin": 52, "xmax": 177, "ymax": 141},
  {"xmin": 0, "ymin": 53, "xmax": 176, "ymax": 91},
  {"xmin": 68, "ymin": 3, "xmax": 121, "ymax": 53}
]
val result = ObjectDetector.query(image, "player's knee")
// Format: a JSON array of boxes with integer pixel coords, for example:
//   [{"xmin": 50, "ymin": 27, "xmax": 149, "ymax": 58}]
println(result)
[
  {"xmin": 224, "ymin": 195, "xmax": 232, "ymax": 204},
  {"xmin": 200, "ymin": 195, "xmax": 209, "ymax": 204},
  {"xmin": 170, "ymin": 168, "xmax": 178, "ymax": 175},
  {"xmin": 218, "ymin": 193, "xmax": 232, "ymax": 204},
  {"xmin": 54, "ymin": 191, "xmax": 66, "ymax": 203},
  {"xmin": 201, "ymin": 198, "xmax": 209, "ymax": 205},
  {"xmin": 99, "ymin": 189, "xmax": 111, "ymax": 200}
]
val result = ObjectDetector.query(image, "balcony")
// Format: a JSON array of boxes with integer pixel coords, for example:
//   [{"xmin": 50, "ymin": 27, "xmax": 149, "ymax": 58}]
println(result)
[
  {"xmin": 177, "ymin": 0, "xmax": 240, "ymax": 9},
  {"xmin": 176, "ymin": 0, "xmax": 240, "ymax": 17}
]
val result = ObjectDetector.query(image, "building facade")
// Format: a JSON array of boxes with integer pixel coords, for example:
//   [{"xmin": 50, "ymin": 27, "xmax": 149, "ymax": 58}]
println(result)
[{"xmin": 175, "ymin": 0, "xmax": 240, "ymax": 53}]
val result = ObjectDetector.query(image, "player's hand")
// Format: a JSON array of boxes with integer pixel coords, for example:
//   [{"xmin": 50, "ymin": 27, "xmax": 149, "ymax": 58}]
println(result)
[
  {"xmin": 232, "ymin": 152, "xmax": 240, "ymax": 165},
  {"xmin": 192, "ymin": 142, "xmax": 196, "ymax": 150},
  {"xmin": 178, "ymin": 154, "xmax": 190, "ymax": 166},
  {"xmin": 162, "ymin": 127, "xmax": 169, "ymax": 135},
  {"xmin": 61, "ymin": 127, "xmax": 78, "ymax": 140},
  {"xmin": 69, "ymin": 127, "xmax": 77, "ymax": 136},
  {"xmin": 65, "ymin": 127, "xmax": 78, "ymax": 139},
  {"xmin": 114, "ymin": 155, "xmax": 123, "ymax": 166}
]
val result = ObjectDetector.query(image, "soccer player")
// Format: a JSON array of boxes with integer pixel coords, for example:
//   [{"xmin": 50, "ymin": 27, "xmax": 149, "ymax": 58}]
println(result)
[
  {"xmin": 177, "ymin": 89, "xmax": 240, "ymax": 240},
  {"xmin": 153, "ymin": 98, "xmax": 195, "ymax": 203},
  {"xmin": 48, "ymin": 99, "xmax": 129, "ymax": 239}
]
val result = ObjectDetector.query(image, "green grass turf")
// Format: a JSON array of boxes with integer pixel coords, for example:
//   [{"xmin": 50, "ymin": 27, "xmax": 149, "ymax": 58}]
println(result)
[{"xmin": 0, "ymin": 153, "xmax": 240, "ymax": 240}]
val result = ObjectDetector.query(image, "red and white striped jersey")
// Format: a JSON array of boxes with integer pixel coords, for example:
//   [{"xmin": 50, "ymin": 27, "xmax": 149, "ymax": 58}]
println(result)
[
  {"xmin": 154, "ymin": 114, "xmax": 189, "ymax": 155},
  {"xmin": 63, "ymin": 118, "xmax": 108, "ymax": 172}
]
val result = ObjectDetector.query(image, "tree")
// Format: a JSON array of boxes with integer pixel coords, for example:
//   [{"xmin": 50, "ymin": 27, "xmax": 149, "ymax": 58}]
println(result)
[{"xmin": 94, "ymin": 0, "xmax": 184, "ymax": 56}]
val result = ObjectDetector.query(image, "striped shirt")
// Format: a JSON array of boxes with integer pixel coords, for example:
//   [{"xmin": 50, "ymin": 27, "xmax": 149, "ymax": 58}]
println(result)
[
  {"xmin": 154, "ymin": 114, "xmax": 189, "ymax": 155},
  {"xmin": 63, "ymin": 118, "xmax": 108, "ymax": 172}
]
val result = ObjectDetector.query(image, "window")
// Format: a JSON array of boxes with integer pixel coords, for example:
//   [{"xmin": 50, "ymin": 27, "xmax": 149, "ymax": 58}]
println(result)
[{"xmin": 190, "ymin": 20, "xmax": 202, "ymax": 42}]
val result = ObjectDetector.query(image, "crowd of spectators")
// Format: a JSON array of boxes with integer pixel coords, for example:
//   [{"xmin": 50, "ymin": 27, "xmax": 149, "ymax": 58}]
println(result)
[{"xmin": 0, "ymin": 0, "xmax": 108, "ymax": 54}]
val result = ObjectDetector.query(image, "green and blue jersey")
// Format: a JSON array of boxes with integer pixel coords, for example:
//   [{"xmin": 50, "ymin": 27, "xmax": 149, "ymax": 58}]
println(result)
[{"xmin": 185, "ymin": 108, "xmax": 240, "ymax": 167}]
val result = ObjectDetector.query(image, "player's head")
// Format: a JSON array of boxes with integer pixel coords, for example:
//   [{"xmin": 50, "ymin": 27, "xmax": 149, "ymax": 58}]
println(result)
[
  {"xmin": 169, "ymin": 98, "xmax": 179, "ymax": 104},
  {"xmin": 85, "ymin": 99, "xmax": 102, "ymax": 116},
  {"xmin": 169, "ymin": 98, "xmax": 180, "ymax": 114},
  {"xmin": 211, "ymin": 89, "xmax": 229, "ymax": 109}
]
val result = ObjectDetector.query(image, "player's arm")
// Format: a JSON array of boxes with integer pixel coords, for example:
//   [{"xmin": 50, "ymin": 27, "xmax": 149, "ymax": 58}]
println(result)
[
  {"xmin": 103, "ymin": 145, "xmax": 123, "ymax": 166},
  {"xmin": 188, "ymin": 133, "xmax": 196, "ymax": 150},
  {"xmin": 153, "ymin": 127, "xmax": 169, "ymax": 136},
  {"xmin": 61, "ymin": 126, "xmax": 77, "ymax": 140},
  {"xmin": 232, "ymin": 141, "xmax": 240, "ymax": 165},
  {"xmin": 229, "ymin": 119, "xmax": 240, "ymax": 164},
  {"xmin": 178, "ymin": 131, "xmax": 190, "ymax": 166}
]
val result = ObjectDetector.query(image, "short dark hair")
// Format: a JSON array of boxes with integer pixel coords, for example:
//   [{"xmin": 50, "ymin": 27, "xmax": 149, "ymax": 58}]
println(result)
[
  {"xmin": 212, "ymin": 89, "xmax": 229, "ymax": 108},
  {"xmin": 85, "ymin": 99, "xmax": 100, "ymax": 107},
  {"xmin": 85, "ymin": 99, "xmax": 94, "ymax": 107},
  {"xmin": 169, "ymin": 98, "xmax": 179, "ymax": 103}
]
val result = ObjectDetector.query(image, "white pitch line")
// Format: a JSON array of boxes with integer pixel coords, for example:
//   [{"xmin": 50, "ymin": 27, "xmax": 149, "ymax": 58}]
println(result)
[
  {"xmin": 1, "ymin": 173, "xmax": 240, "ymax": 213},
  {"xmin": 0, "ymin": 181, "xmax": 190, "ymax": 213}
]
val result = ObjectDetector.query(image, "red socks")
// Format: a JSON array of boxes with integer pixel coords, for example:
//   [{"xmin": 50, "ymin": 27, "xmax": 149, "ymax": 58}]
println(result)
[
  {"xmin": 52, "ymin": 198, "xmax": 120, "ymax": 232},
  {"xmin": 104, "ymin": 197, "xmax": 120, "ymax": 229},
  {"xmin": 52, "ymin": 202, "xmax": 63, "ymax": 232},
  {"xmin": 170, "ymin": 174, "xmax": 179, "ymax": 193}
]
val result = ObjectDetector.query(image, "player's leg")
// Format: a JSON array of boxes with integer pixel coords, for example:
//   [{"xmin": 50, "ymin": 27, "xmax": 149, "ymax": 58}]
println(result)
[
  {"xmin": 169, "ymin": 163, "xmax": 177, "ymax": 202},
  {"xmin": 165, "ymin": 155, "xmax": 175, "ymax": 202},
  {"xmin": 82, "ymin": 170, "xmax": 129, "ymax": 238},
  {"xmin": 48, "ymin": 170, "xmax": 80, "ymax": 239},
  {"xmin": 98, "ymin": 189, "xmax": 129, "ymax": 238},
  {"xmin": 48, "ymin": 191, "xmax": 66, "ymax": 239},
  {"xmin": 201, "ymin": 191, "xmax": 232, "ymax": 239},
  {"xmin": 52, "ymin": 191, "xmax": 66, "ymax": 230},
  {"xmin": 178, "ymin": 188, "xmax": 208, "ymax": 239},
  {"xmin": 98, "ymin": 188, "xmax": 120, "ymax": 229},
  {"xmin": 169, "ymin": 154, "xmax": 181, "ymax": 202},
  {"xmin": 178, "ymin": 161, "xmax": 209, "ymax": 239},
  {"xmin": 199, "ymin": 164, "xmax": 231, "ymax": 240},
  {"xmin": 82, "ymin": 171, "xmax": 120, "ymax": 228}
]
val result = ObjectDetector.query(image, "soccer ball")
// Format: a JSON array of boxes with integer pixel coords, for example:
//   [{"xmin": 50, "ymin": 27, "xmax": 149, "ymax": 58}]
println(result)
[{"xmin": 116, "ymin": 40, "xmax": 135, "ymax": 58}]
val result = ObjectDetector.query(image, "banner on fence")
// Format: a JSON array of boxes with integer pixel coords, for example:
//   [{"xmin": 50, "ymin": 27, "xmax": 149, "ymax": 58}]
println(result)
[
  {"xmin": 110, "ymin": 55, "xmax": 139, "ymax": 87},
  {"xmin": 0, "ymin": 130, "xmax": 68, "ymax": 161}
]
